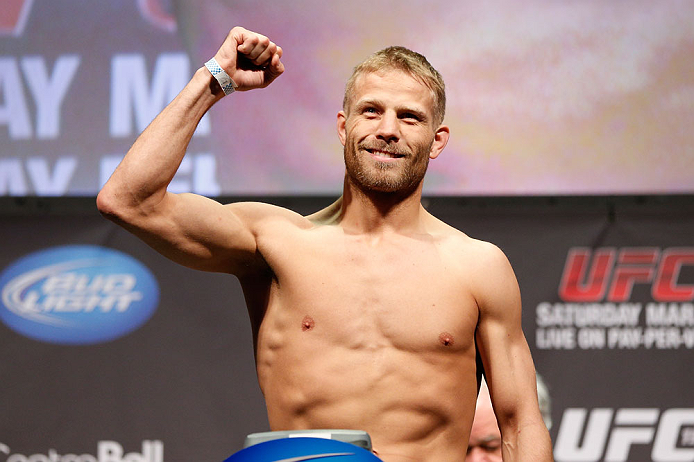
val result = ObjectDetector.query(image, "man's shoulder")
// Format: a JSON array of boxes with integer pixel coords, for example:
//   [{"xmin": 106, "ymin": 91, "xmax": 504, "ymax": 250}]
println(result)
[
  {"xmin": 428, "ymin": 216, "xmax": 505, "ymax": 259},
  {"xmin": 224, "ymin": 201, "xmax": 313, "ymax": 231},
  {"xmin": 428, "ymin": 217, "xmax": 515, "ymax": 292},
  {"xmin": 427, "ymin": 220, "xmax": 520, "ymax": 314}
]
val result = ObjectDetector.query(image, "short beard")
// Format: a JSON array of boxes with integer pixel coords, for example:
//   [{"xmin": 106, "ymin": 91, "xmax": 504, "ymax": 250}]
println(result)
[{"xmin": 344, "ymin": 139, "xmax": 433, "ymax": 195}]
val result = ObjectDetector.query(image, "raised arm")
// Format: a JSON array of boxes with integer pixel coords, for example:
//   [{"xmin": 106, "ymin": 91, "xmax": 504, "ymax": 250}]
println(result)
[
  {"xmin": 473, "ymin": 243, "xmax": 553, "ymax": 461},
  {"xmin": 97, "ymin": 27, "xmax": 285, "ymax": 274}
]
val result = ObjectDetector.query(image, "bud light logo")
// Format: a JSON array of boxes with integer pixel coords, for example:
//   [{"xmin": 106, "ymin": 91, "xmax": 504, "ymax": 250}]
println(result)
[{"xmin": 0, "ymin": 245, "xmax": 159, "ymax": 345}]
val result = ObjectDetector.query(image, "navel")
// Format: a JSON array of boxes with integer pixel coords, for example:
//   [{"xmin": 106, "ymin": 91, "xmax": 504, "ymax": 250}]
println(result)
[
  {"xmin": 302, "ymin": 315, "xmax": 315, "ymax": 331},
  {"xmin": 439, "ymin": 331, "xmax": 455, "ymax": 347}
]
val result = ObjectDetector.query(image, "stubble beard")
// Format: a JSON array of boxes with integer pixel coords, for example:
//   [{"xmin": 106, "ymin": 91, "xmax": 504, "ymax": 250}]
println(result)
[{"xmin": 344, "ymin": 138, "xmax": 433, "ymax": 195}]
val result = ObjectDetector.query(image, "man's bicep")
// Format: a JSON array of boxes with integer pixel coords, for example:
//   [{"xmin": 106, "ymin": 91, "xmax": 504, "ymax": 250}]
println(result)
[
  {"xmin": 476, "ymin": 321, "xmax": 539, "ymax": 424},
  {"xmin": 474, "ymin": 244, "xmax": 540, "ymax": 424},
  {"xmin": 117, "ymin": 192, "xmax": 263, "ymax": 274}
]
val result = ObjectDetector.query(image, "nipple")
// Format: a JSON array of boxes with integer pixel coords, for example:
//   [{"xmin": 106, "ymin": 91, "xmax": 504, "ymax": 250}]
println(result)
[
  {"xmin": 439, "ymin": 332, "xmax": 455, "ymax": 346},
  {"xmin": 302, "ymin": 315, "xmax": 315, "ymax": 331}
]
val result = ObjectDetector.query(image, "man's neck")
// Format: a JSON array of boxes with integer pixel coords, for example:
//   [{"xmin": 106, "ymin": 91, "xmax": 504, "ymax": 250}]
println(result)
[{"xmin": 325, "ymin": 176, "xmax": 428, "ymax": 235}]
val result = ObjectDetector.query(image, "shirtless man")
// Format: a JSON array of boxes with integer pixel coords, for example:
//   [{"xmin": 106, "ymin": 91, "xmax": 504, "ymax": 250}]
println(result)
[{"xmin": 97, "ymin": 27, "xmax": 552, "ymax": 461}]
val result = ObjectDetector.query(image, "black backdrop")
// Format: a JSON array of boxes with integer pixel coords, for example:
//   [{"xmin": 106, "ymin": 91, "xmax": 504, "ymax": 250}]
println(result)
[{"xmin": 1, "ymin": 195, "xmax": 693, "ymax": 461}]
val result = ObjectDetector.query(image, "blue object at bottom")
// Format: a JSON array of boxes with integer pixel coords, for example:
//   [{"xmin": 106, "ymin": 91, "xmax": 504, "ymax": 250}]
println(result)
[{"xmin": 225, "ymin": 437, "xmax": 382, "ymax": 461}]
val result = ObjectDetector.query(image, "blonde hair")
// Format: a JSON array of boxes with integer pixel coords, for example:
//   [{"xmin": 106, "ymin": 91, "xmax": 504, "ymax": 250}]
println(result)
[{"xmin": 343, "ymin": 46, "xmax": 446, "ymax": 126}]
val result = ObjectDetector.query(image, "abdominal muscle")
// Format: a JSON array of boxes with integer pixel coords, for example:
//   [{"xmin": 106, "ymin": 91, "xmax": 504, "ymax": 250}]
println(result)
[{"xmin": 254, "ymin": 310, "xmax": 478, "ymax": 461}]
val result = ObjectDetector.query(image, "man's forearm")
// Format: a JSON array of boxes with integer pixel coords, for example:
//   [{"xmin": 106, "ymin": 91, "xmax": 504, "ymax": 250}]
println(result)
[
  {"xmin": 98, "ymin": 67, "xmax": 223, "ymax": 212},
  {"xmin": 502, "ymin": 420, "xmax": 553, "ymax": 462},
  {"xmin": 98, "ymin": 26, "xmax": 284, "ymax": 218}
]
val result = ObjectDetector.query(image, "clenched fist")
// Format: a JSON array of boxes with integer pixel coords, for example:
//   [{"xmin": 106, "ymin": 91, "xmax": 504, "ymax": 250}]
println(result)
[{"xmin": 213, "ymin": 26, "xmax": 284, "ymax": 91}]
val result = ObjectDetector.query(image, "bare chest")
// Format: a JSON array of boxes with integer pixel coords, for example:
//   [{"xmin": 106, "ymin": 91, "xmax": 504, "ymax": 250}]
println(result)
[{"xmin": 258, "ymin": 229, "xmax": 479, "ymax": 352}]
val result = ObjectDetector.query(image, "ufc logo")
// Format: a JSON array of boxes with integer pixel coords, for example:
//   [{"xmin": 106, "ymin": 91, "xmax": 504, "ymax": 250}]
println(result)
[
  {"xmin": 555, "ymin": 408, "xmax": 694, "ymax": 462},
  {"xmin": 559, "ymin": 248, "xmax": 694, "ymax": 303}
]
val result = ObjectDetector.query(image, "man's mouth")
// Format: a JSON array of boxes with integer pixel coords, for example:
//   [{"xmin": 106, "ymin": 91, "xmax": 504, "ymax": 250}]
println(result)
[{"xmin": 364, "ymin": 148, "xmax": 405, "ymax": 160}]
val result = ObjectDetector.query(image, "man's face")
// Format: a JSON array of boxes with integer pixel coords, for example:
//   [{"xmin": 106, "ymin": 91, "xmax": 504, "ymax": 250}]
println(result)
[
  {"xmin": 337, "ymin": 69, "xmax": 448, "ymax": 194},
  {"xmin": 466, "ymin": 400, "xmax": 502, "ymax": 462}
]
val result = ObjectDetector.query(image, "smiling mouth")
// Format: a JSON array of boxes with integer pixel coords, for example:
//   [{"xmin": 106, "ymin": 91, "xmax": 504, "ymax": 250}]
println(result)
[{"xmin": 365, "ymin": 148, "xmax": 405, "ymax": 159}]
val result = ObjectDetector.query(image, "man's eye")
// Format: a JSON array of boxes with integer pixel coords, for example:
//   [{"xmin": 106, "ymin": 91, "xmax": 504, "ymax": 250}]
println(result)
[
  {"xmin": 363, "ymin": 107, "xmax": 377, "ymax": 114},
  {"xmin": 482, "ymin": 442, "xmax": 501, "ymax": 452}
]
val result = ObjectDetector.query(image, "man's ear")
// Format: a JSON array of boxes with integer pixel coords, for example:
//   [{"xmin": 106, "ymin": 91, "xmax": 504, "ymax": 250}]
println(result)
[
  {"xmin": 429, "ymin": 125, "xmax": 450, "ymax": 160},
  {"xmin": 337, "ymin": 111, "xmax": 347, "ymax": 146}
]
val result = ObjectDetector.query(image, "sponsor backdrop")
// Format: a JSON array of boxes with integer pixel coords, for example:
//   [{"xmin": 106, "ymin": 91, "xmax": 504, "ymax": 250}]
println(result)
[{"xmin": 0, "ymin": 196, "xmax": 692, "ymax": 461}]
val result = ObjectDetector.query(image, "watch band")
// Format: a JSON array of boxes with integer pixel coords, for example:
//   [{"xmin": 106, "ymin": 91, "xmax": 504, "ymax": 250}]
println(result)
[{"xmin": 204, "ymin": 57, "xmax": 238, "ymax": 95}]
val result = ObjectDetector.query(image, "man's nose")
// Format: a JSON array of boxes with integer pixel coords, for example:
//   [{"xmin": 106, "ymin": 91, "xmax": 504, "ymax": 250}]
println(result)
[{"xmin": 375, "ymin": 111, "xmax": 400, "ymax": 142}]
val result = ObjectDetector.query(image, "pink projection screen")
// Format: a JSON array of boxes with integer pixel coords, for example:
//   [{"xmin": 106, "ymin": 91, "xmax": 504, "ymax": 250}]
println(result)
[{"xmin": 1, "ymin": 0, "xmax": 693, "ymax": 196}]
